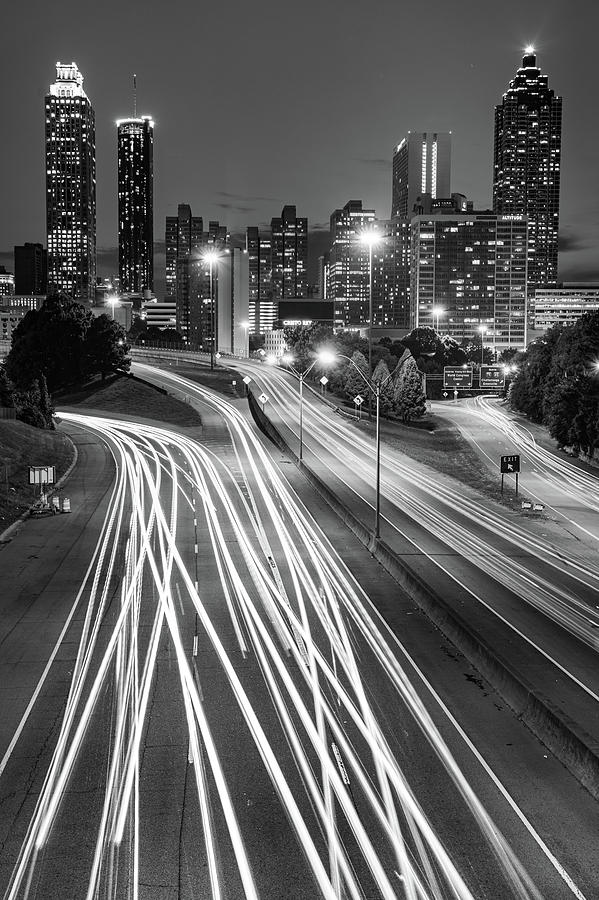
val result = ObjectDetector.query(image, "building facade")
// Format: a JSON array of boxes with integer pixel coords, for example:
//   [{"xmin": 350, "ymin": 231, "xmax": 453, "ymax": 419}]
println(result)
[
  {"xmin": 531, "ymin": 284, "xmax": 599, "ymax": 333},
  {"xmin": 217, "ymin": 248, "xmax": 250, "ymax": 357},
  {"xmin": 392, "ymin": 132, "xmax": 451, "ymax": 219},
  {"xmin": 271, "ymin": 206, "xmax": 307, "ymax": 300},
  {"xmin": 14, "ymin": 243, "xmax": 47, "ymax": 295},
  {"xmin": 493, "ymin": 49, "xmax": 562, "ymax": 289},
  {"xmin": 246, "ymin": 227, "xmax": 274, "ymax": 334},
  {"xmin": 326, "ymin": 200, "xmax": 376, "ymax": 328},
  {"xmin": 117, "ymin": 116, "xmax": 154, "ymax": 293},
  {"xmin": 0, "ymin": 267, "xmax": 15, "ymax": 297},
  {"xmin": 45, "ymin": 62, "xmax": 96, "ymax": 300},
  {"xmin": 165, "ymin": 204, "xmax": 204, "ymax": 298},
  {"xmin": 411, "ymin": 212, "xmax": 528, "ymax": 349}
]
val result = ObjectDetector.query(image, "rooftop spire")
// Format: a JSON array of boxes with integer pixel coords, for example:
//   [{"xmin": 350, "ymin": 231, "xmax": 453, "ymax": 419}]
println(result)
[{"xmin": 133, "ymin": 73, "xmax": 137, "ymax": 117}]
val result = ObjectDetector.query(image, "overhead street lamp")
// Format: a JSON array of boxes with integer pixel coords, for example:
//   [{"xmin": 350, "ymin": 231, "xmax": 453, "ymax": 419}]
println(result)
[
  {"xmin": 432, "ymin": 306, "xmax": 446, "ymax": 333},
  {"xmin": 478, "ymin": 325, "xmax": 488, "ymax": 365},
  {"xmin": 203, "ymin": 249, "xmax": 225, "ymax": 371},
  {"xmin": 330, "ymin": 351, "xmax": 407, "ymax": 540},
  {"xmin": 269, "ymin": 349, "xmax": 336, "ymax": 462},
  {"xmin": 358, "ymin": 228, "xmax": 382, "ymax": 414}
]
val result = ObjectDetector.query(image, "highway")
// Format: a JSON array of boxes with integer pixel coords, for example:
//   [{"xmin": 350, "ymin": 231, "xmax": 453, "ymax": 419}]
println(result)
[
  {"xmin": 0, "ymin": 374, "xmax": 595, "ymax": 897},
  {"xmin": 144, "ymin": 358, "xmax": 599, "ymax": 785},
  {"xmin": 431, "ymin": 394, "xmax": 599, "ymax": 547}
]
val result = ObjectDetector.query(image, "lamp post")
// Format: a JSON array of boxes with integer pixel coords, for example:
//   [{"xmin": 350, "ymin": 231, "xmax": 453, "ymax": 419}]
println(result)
[
  {"xmin": 478, "ymin": 325, "xmax": 488, "ymax": 365},
  {"xmin": 432, "ymin": 305, "xmax": 445, "ymax": 333},
  {"xmin": 359, "ymin": 229, "xmax": 381, "ymax": 416},
  {"xmin": 330, "ymin": 352, "xmax": 406, "ymax": 539},
  {"xmin": 271, "ymin": 350, "xmax": 335, "ymax": 462}
]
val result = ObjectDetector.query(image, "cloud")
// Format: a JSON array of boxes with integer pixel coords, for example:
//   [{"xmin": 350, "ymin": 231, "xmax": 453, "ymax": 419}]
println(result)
[
  {"xmin": 559, "ymin": 231, "xmax": 592, "ymax": 253},
  {"xmin": 214, "ymin": 202, "xmax": 256, "ymax": 213},
  {"xmin": 355, "ymin": 157, "xmax": 391, "ymax": 169},
  {"xmin": 215, "ymin": 191, "xmax": 279, "ymax": 203}
]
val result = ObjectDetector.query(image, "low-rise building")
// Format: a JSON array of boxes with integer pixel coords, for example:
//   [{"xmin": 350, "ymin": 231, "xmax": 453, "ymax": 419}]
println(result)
[{"xmin": 531, "ymin": 284, "xmax": 599, "ymax": 333}]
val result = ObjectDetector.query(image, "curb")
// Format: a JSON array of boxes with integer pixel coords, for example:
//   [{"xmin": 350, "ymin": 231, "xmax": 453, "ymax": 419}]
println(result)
[
  {"xmin": 247, "ymin": 390, "xmax": 599, "ymax": 801},
  {"xmin": 0, "ymin": 431, "xmax": 78, "ymax": 544}
]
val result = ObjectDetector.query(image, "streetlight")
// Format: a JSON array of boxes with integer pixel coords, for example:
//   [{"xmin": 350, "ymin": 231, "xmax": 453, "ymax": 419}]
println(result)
[
  {"xmin": 329, "ymin": 351, "xmax": 407, "ymax": 539},
  {"xmin": 478, "ymin": 325, "xmax": 488, "ymax": 365},
  {"xmin": 432, "ymin": 306, "xmax": 445, "ymax": 333},
  {"xmin": 269, "ymin": 349, "xmax": 335, "ymax": 462},
  {"xmin": 107, "ymin": 297, "xmax": 120, "ymax": 320},
  {"xmin": 203, "ymin": 249, "xmax": 221, "ymax": 371},
  {"xmin": 359, "ymin": 228, "xmax": 382, "ymax": 411}
]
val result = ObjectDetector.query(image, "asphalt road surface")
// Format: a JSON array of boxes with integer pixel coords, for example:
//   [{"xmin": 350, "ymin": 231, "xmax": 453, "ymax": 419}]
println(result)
[{"xmin": 0, "ymin": 379, "xmax": 597, "ymax": 898}]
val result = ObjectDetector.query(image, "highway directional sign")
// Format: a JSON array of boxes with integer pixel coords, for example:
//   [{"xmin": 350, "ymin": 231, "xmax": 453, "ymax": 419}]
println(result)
[
  {"xmin": 443, "ymin": 366, "xmax": 473, "ymax": 389},
  {"xmin": 500, "ymin": 454, "xmax": 520, "ymax": 473},
  {"xmin": 480, "ymin": 365, "xmax": 505, "ymax": 389}
]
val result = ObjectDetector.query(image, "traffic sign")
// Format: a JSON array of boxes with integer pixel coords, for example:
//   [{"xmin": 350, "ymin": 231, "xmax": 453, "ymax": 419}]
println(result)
[
  {"xmin": 29, "ymin": 466, "xmax": 56, "ymax": 485},
  {"xmin": 480, "ymin": 365, "xmax": 505, "ymax": 389},
  {"xmin": 500, "ymin": 454, "xmax": 520, "ymax": 474},
  {"xmin": 443, "ymin": 366, "xmax": 473, "ymax": 389},
  {"xmin": 258, "ymin": 393, "xmax": 268, "ymax": 405},
  {"xmin": 442, "ymin": 391, "xmax": 448, "ymax": 398},
  {"xmin": 319, "ymin": 376, "xmax": 329, "ymax": 386},
  {"xmin": 243, "ymin": 376, "xmax": 251, "ymax": 385},
  {"xmin": 354, "ymin": 395, "xmax": 364, "ymax": 405}
]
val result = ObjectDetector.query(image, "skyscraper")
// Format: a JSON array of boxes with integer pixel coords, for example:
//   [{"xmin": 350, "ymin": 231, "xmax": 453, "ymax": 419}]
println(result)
[
  {"xmin": 117, "ymin": 115, "xmax": 154, "ymax": 293},
  {"xmin": 411, "ymin": 211, "xmax": 528, "ymax": 348},
  {"xmin": 326, "ymin": 200, "xmax": 376, "ymax": 327},
  {"xmin": 14, "ymin": 243, "xmax": 47, "ymax": 295},
  {"xmin": 45, "ymin": 62, "xmax": 96, "ymax": 299},
  {"xmin": 270, "ymin": 205, "xmax": 308, "ymax": 299},
  {"xmin": 246, "ymin": 227, "xmax": 273, "ymax": 334},
  {"xmin": 391, "ymin": 132, "xmax": 451, "ymax": 218},
  {"xmin": 165, "ymin": 204, "xmax": 204, "ymax": 298},
  {"xmin": 493, "ymin": 48, "xmax": 562, "ymax": 288}
]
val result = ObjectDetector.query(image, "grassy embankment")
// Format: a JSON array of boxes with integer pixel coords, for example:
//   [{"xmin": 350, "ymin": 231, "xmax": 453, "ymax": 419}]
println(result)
[
  {"xmin": 0, "ymin": 421, "xmax": 74, "ymax": 534},
  {"xmin": 0, "ymin": 373, "xmax": 205, "ymax": 535}
]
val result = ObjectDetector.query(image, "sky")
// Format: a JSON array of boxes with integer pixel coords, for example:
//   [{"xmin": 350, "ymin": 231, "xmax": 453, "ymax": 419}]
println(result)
[{"xmin": 1, "ymin": 0, "xmax": 598, "ymax": 295}]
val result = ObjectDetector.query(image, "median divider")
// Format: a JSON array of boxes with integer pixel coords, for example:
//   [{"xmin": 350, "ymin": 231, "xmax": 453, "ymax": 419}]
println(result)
[{"xmin": 248, "ymin": 389, "xmax": 599, "ymax": 800}]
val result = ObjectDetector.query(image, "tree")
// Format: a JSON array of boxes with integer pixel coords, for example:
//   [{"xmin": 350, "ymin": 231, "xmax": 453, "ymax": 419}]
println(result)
[
  {"xmin": 343, "ymin": 350, "xmax": 369, "ymax": 402},
  {"xmin": 5, "ymin": 292, "xmax": 93, "ymax": 392},
  {"xmin": 0, "ymin": 366, "xmax": 14, "ymax": 407},
  {"xmin": 393, "ymin": 356, "xmax": 427, "ymax": 423},
  {"xmin": 84, "ymin": 316, "xmax": 131, "ymax": 380},
  {"xmin": 371, "ymin": 359, "xmax": 394, "ymax": 416},
  {"xmin": 402, "ymin": 326, "xmax": 439, "ymax": 359}
]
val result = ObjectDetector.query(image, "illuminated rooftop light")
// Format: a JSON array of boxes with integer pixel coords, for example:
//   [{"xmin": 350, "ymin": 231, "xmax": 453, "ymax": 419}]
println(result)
[
  {"xmin": 524, "ymin": 45, "xmax": 535, "ymax": 55},
  {"xmin": 359, "ymin": 229, "xmax": 381, "ymax": 248}
]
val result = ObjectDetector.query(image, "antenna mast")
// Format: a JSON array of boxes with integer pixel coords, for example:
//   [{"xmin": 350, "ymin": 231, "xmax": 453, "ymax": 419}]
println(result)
[{"xmin": 133, "ymin": 74, "xmax": 137, "ymax": 117}]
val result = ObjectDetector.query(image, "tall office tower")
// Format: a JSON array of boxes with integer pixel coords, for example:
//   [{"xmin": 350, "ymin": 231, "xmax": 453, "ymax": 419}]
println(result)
[
  {"xmin": 374, "ymin": 219, "xmax": 411, "ymax": 329},
  {"xmin": 117, "ymin": 115, "xmax": 154, "ymax": 293},
  {"xmin": 0, "ymin": 267, "xmax": 15, "ymax": 297},
  {"xmin": 246, "ymin": 227, "xmax": 273, "ymax": 333},
  {"xmin": 270, "ymin": 205, "xmax": 308, "ymax": 299},
  {"xmin": 165, "ymin": 204, "xmax": 204, "ymax": 297},
  {"xmin": 391, "ymin": 132, "xmax": 451, "ymax": 218},
  {"xmin": 45, "ymin": 62, "xmax": 96, "ymax": 300},
  {"xmin": 327, "ymin": 200, "xmax": 377, "ymax": 327},
  {"xmin": 217, "ymin": 248, "xmax": 250, "ymax": 357},
  {"xmin": 411, "ymin": 211, "xmax": 528, "ymax": 348},
  {"xmin": 14, "ymin": 243, "xmax": 47, "ymax": 295},
  {"xmin": 493, "ymin": 48, "xmax": 562, "ymax": 288}
]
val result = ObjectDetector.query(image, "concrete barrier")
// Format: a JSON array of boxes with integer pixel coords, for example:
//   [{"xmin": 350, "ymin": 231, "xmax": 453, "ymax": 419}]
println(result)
[{"xmin": 247, "ymin": 389, "xmax": 599, "ymax": 800}]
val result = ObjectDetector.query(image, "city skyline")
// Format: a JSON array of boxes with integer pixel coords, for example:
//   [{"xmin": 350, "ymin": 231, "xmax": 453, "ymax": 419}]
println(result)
[{"xmin": 2, "ymin": 0, "xmax": 598, "ymax": 296}]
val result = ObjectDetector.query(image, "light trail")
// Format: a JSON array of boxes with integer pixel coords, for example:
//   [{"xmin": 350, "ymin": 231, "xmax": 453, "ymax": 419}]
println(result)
[{"xmin": 0, "ymin": 378, "xmax": 587, "ymax": 898}]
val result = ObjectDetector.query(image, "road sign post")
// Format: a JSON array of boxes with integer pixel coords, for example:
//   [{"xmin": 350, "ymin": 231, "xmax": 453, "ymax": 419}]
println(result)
[
  {"xmin": 354, "ymin": 394, "xmax": 364, "ymax": 420},
  {"xmin": 500, "ymin": 454, "xmax": 520, "ymax": 494}
]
